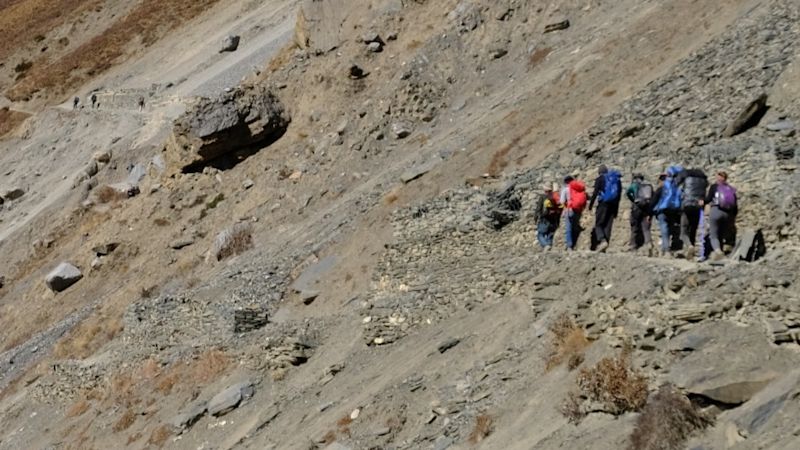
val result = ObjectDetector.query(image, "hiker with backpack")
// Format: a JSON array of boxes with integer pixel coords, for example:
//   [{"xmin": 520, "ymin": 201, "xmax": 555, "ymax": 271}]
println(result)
[
  {"xmin": 588, "ymin": 165, "xmax": 622, "ymax": 252},
  {"xmin": 705, "ymin": 171, "xmax": 738, "ymax": 261},
  {"xmin": 676, "ymin": 168, "xmax": 709, "ymax": 259},
  {"xmin": 561, "ymin": 175, "xmax": 587, "ymax": 251},
  {"xmin": 625, "ymin": 174, "xmax": 653, "ymax": 253},
  {"xmin": 652, "ymin": 166, "xmax": 683, "ymax": 257},
  {"xmin": 534, "ymin": 183, "xmax": 562, "ymax": 250}
]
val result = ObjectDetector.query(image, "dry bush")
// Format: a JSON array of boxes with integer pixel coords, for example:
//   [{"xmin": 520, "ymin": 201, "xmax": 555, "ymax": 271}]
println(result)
[
  {"xmin": 0, "ymin": 107, "xmax": 30, "ymax": 137},
  {"xmin": 212, "ymin": 223, "xmax": 254, "ymax": 261},
  {"xmin": 266, "ymin": 42, "xmax": 297, "ymax": 73},
  {"xmin": 146, "ymin": 425, "xmax": 172, "ymax": 448},
  {"xmin": 190, "ymin": 349, "xmax": 229, "ymax": 384},
  {"xmin": 155, "ymin": 371, "xmax": 180, "ymax": 395},
  {"xmin": 629, "ymin": 385, "xmax": 713, "ymax": 450},
  {"xmin": 113, "ymin": 408, "xmax": 137, "ymax": 432},
  {"xmin": 320, "ymin": 430, "xmax": 337, "ymax": 444},
  {"xmin": 528, "ymin": 47, "xmax": 552, "ymax": 69},
  {"xmin": 94, "ymin": 185, "xmax": 127, "ymax": 204},
  {"xmin": 468, "ymin": 414, "xmax": 494, "ymax": 444},
  {"xmin": 153, "ymin": 217, "xmax": 170, "ymax": 227},
  {"xmin": 109, "ymin": 373, "xmax": 138, "ymax": 407},
  {"xmin": 545, "ymin": 315, "xmax": 590, "ymax": 371},
  {"xmin": 563, "ymin": 350, "xmax": 648, "ymax": 422},
  {"xmin": 53, "ymin": 313, "xmax": 123, "ymax": 359},
  {"xmin": 65, "ymin": 399, "xmax": 90, "ymax": 418}
]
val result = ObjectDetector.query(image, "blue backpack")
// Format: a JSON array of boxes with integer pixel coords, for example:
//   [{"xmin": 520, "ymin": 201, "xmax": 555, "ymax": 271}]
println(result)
[
  {"xmin": 599, "ymin": 170, "xmax": 622, "ymax": 203},
  {"xmin": 655, "ymin": 178, "xmax": 682, "ymax": 212}
]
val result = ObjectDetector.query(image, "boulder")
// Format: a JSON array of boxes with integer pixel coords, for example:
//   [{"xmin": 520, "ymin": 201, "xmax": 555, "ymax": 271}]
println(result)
[
  {"xmin": 722, "ymin": 93, "xmax": 768, "ymax": 137},
  {"xmin": 220, "ymin": 35, "xmax": 241, "ymax": 53},
  {"xmin": 165, "ymin": 85, "xmax": 289, "ymax": 172},
  {"xmin": 208, "ymin": 381, "xmax": 254, "ymax": 417},
  {"xmin": 45, "ymin": 263, "xmax": 83, "ymax": 292},
  {"xmin": 391, "ymin": 121, "xmax": 413, "ymax": 139},
  {"xmin": 2, "ymin": 187, "xmax": 25, "ymax": 201},
  {"xmin": 170, "ymin": 400, "xmax": 207, "ymax": 432}
]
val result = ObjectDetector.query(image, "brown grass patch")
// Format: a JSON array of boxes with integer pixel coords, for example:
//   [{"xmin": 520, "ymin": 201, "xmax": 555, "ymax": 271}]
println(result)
[
  {"xmin": 94, "ymin": 185, "xmax": 128, "ymax": 204},
  {"xmin": 320, "ymin": 430, "xmax": 337, "ymax": 444},
  {"xmin": 113, "ymin": 408, "xmax": 137, "ymax": 432},
  {"xmin": 155, "ymin": 349, "xmax": 229, "ymax": 395},
  {"xmin": 468, "ymin": 414, "xmax": 494, "ymax": 444},
  {"xmin": 146, "ymin": 425, "xmax": 172, "ymax": 448},
  {"xmin": 0, "ymin": 107, "xmax": 30, "ymax": 137},
  {"xmin": 562, "ymin": 350, "xmax": 649, "ymax": 422},
  {"xmin": 53, "ymin": 313, "xmax": 123, "ymax": 359},
  {"xmin": 528, "ymin": 47, "xmax": 552, "ymax": 69},
  {"xmin": 153, "ymin": 217, "xmax": 170, "ymax": 227},
  {"xmin": 7, "ymin": 0, "xmax": 222, "ymax": 102},
  {"xmin": 629, "ymin": 385, "xmax": 713, "ymax": 450},
  {"xmin": 545, "ymin": 315, "xmax": 590, "ymax": 371},
  {"xmin": 266, "ymin": 42, "xmax": 297, "ymax": 73},
  {"xmin": 213, "ymin": 223, "xmax": 254, "ymax": 261},
  {"xmin": 407, "ymin": 39, "xmax": 422, "ymax": 50},
  {"xmin": 65, "ymin": 399, "xmax": 91, "ymax": 418},
  {"xmin": 603, "ymin": 89, "xmax": 617, "ymax": 97}
]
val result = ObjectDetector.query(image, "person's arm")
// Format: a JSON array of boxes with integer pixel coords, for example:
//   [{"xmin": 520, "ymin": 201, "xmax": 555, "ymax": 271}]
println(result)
[
  {"xmin": 650, "ymin": 187, "xmax": 663, "ymax": 212},
  {"xmin": 626, "ymin": 184, "xmax": 636, "ymax": 203},
  {"xmin": 533, "ymin": 195, "xmax": 544, "ymax": 221}
]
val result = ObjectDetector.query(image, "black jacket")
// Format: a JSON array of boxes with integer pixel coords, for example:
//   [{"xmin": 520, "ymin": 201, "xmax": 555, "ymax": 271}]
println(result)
[{"xmin": 589, "ymin": 174, "xmax": 622, "ymax": 212}]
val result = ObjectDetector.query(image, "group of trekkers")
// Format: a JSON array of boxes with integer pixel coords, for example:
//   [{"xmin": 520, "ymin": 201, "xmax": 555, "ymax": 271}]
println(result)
[{"xmin": 533, "ymin": 164, "xmax": 739, "ymax": 261}]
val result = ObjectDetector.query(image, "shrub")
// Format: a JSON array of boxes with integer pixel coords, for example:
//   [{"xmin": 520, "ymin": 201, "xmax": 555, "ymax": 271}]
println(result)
[
  {"xmin": 146, "ymin": 425, "xmax": 172, "ymax": 448},
  {"xmin": 562, "ymin": 350, "xmax": 648, "ymax": 422},
  {"xmin": 65, "ymin": 399, "xmax": 90, "ymax": 418},
  {"xmin": 545, "ymin": 315, "xmax": 589, "ymax": 371},
  {"xmin": 113, "ymin": 408, "xmax": 137, "ymax": 432},
  {"xmin": 212, "ymin": 223, "xmax": 254, "ymax": 261},
  {"xmin": 468, "ymin": 414, "xmax": 494, "ymax": 444},
  {"xmin": 629, "ymin": 385, "xmax": 713, "ymax": 450}
]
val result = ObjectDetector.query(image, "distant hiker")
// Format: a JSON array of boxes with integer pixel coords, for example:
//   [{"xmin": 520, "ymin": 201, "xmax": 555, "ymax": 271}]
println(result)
[
  {"xmin": 588, "ymin": 165, "xmax": 622, "ymax": 252},
  {"xmin": 138, "ymin": 96, "xmax": 145, "ymax": 111},
  {"xmin": 675, "ymin": 168, "xmax": 708, "ymax": 259},
  {"xmin": 652, "ymin": 166, "xmax": 683, "ymax": 256},
  {"xmin": 626, "ymin": 173, "xmax": 653, "ymax": 253},
  {"xmin": 73, "ymin": 96, "xmax": 80, "ymax": 110},
  {"xmin": 90, "ymin": 93, "xmax": 97, "ymax": 108},
  {"xmin": 534, "ymin": 183, "xmax": 561, "ymax": 250},
  {"xmin": 561, "ymin": 175, "xmax": 587, "ymax": 251},
  {"xmin": 705, "ymin": 171, "xmax": 738, "ymax": 261}
]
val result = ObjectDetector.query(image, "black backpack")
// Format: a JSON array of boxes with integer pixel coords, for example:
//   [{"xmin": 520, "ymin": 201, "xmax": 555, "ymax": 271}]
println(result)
[
  {"xmin": 681, "ymin": 169, "xmax": 708, "ymax": 209},
  {"xmin": 635, "ymin": 183, "xmax": 653, "ymax": 207}
]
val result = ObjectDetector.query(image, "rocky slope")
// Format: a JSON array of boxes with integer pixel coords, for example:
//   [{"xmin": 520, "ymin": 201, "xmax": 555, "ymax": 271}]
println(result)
[{"xmin": 1, "ymin": 0, "xmax": 799, "ymax": 449}]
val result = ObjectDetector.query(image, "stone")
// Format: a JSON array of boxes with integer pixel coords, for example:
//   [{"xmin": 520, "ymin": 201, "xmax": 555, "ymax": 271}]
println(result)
[
  {"xmin": 437, "ymin": 338, "xmax": 461, "ymax": 354},
  {"xmin": 165, "ymin": 85, "xmax": 289, "ymax": 172},
  {"xmin": 107, "ymin": 182, "xmax": 140, "ymax": 198},
  {"xmin": 391, "ymin": 121, "xmax": 413, "ymax": 139},
  {"xmin": 1, "ymin": 187, "xmax": 25, "ymax": 201},
  {"xmin": 220, "ymin": 35, "xmax": 241, "ymax": 53},
  {"xmin": 92, "ymin": 242, "xmax": 119, "ymax": 256},
  {"xmin": 544, "ymin": 19, "xmax": 570, "ymax": 33},
  {"xmin": 722, "ymin": 93, "xmax": 768, "ymax": 137},
  {"xmin": 765, "ymin": 119, "xmax": 794, "ymax": 132},
  {"xmin": 93, "ymin": 150, "xmax": 112, "ymax": 163},
  {"xmin": 169, "ymin": 238, "xmax": 195, "ymax": 250},
  {"xmin": 208, "ymin": 381, "xmax": 254, "ymax": 417},
  {"xmin": 45, "ymin": 262, "xmax": 83, "ymax": 292},
  {"xmin": 171, "ymin": 400, "xmax": 207, "ymax": 432},
  {"xmin": 367, "ymin": 41, "xmax": 383, "ymax": 53},
  {"xmin": 348, "ymin": 64, "xmax": 368, "ymax": 79},
  {"xmin": 242, "ymin": 179, "xmax": 255, "ymax": 189},
  {"xmin": 295, "ymin": 0, "xmax": 358, "ymax": 53},
  {"xmin": 300, "ymin": 290, "xmax": 320, "ymax": 305},
  {"xmin": 361, "ymin": 32, "xmax": 382, "ymax": 44},
  {"xmin": 490, "ymin": 48, "xmax": 508, "ymax": 59},
  {"xmin": 731, "ymin": 229, "xmax": 766, "ymax": 262},
  {"xmin": 84, "ymin": 160, "xmax": 98, "ymax": 178},
  {"xmin": 233, "ymin": 307, "xmax": 269, "ymax": 333},
  {"xmin": 400, "ymin": 158, "xmax": 441, "ymax": 183}
]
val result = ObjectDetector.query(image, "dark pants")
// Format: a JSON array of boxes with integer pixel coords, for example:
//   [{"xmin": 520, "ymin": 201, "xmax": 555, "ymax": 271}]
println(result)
[
  {"xmin": 592, "ymin": 203, "xmax": 616, "ymax": 248},
  {"xmin": 709, "ymin": 207, "xmax": 736, "ymax": 252},
  {"xmin": 565, "ymin": 210, "xmax": 582, "ymax": 250},
  {"xmin": 629, "ymin": 208, "xmax": 652, "ymax": 250},
  {"xmin": 680, "ymin": 207, "xmax": 701, "ymax": 249},
  {"xmin": 537, "ymin": 219, "xmax": 558, "ymax": 248},
  {"xmin": 657, "ymin": 210, "xmax": 681, "ymax": 253}
]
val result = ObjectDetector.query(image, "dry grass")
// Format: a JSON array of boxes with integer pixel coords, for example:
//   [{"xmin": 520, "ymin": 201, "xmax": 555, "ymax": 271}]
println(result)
[
  {"xmin": 468, "ymin": 414, "xmax": 494, "ymax": 444},
  {"xmin": 0, "ymin": 107, "xmax": 30, "ymax": 137},
  {"xmin": 213, "ymin": 223, "xmax": 254, "ymax": 261},
  {"xmin": 545, "ymin": 315, "xmax": 590, "ymax": 371},
  {"xmin": 113, "ymin": 408, "xmax": 137, "ymax": 432},
  {"xmin": 562, "ymin": 350, "xmax": 649, "ymax": 422},
  {"xmin": 155, "ymin": 349, "xmax": 229, "ymax": 395},
  {"xmin": 94, "ymin": 185, "xmax": 128, "ymax": 204},
  {"xmin": 65, "ymin": 399, "xmax": 91, "ymax": 418},
  {"xmin": 7, "ymin": 0, "xmax": 222, "ymax": 102},
  {"xmin": 528, "ymin": 47, "xmax": 552, "ymax": 69},
  {"xmin": 629, "ymin": 385, "xmax": 713, "ymax": 450},
  {"xmin": 53, "ymin": 313, "xmax": 123, "ymax": 359},
  {"xmin": 266, "ymin": 41, "xmax": 297, "ymax": 73},
  {"xmin": 146, "ymin": 425, "xmax": 172, "ymax": 448}
]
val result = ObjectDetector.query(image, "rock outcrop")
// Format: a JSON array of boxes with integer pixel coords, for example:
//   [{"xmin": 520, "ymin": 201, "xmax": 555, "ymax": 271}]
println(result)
[{"xmin": 165, "ymin": 84, "xmax": 290, "ymax": 172}]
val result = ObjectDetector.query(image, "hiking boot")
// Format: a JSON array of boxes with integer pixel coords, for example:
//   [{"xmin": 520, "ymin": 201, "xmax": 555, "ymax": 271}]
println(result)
[
  {"xmin": 710, "ymin": 250, "xmax": 725, "ymax": 261},
  {"xmin": 596, "ymin": 241, "xmax": 609, "ymax": 253}
]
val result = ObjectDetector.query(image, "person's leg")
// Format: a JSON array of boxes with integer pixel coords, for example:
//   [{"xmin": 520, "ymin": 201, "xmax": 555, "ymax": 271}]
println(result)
[
  {"xmin": 642, "ymin": 215, "xmax": 652, "ymax": 247},
  {"xmin": 545, "ymin": 221, "xmax": 556, "ymax": 247},
  {"xmin": 565, "ymin": 212, "xmax": 574, "ymax": 250},
  {"xmin": 537, "ymin": 222, "xmax": 549, "ymax": 248},
  {"xmin": 630, "ymin": 211, "xmax": 640, "ymax": 250},
  {"xmin": 680, "ymin": 211, "xmax": 692, "ymax": 250},
  {"xmin": 669, "ymin": 211, "xmax": 682, "ymax": 251},
  {"xmin": 595, "ymin": 204, "xmax": 609, "ymax": 243},
  {"xmin": 657, "ymin": 213, "xmax": 669, "ymax": 253},
  {"xmin": 709, "ymin": 208, "xmax": 728, "ymax": 253},
  {"xmin": 572, "ymin": 212, "xmax": 582, "ymax": 249}
]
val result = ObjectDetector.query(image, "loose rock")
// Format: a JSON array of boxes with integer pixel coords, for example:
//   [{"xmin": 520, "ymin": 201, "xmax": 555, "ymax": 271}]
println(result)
[{"xmin": 45, "ymin": 263, "xmax": 83, "ymax": 293}]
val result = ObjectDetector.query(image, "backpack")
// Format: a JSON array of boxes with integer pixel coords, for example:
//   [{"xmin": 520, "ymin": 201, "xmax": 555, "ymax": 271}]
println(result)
[
  {"xmin": 715, "ymin": 183, "xmax": 737, "ymax": 210},
  {"xmin": 655, "ymin": 178, "xmax": 681, "ymax": 212},
  {"xmin": 599, "ymin": 170, "xmax": 622, "ymax": 203},
  {"xmin": 567, "ymin": 180, "xmax": 588, "ymax": 212},
  {"xmin": 544, "ymin": 192, "xmax": 561, "ymax": 216},
  {"xmin": 681, "ymin": 169, "xmax": 708, "ymax": 209},
  {"xmin": 666, "ymin": 165, "xmax": 684, "ymax": 177},
  {"xmin": 635, "ymin": 182, "xmax": 653, "ymax": 206}
]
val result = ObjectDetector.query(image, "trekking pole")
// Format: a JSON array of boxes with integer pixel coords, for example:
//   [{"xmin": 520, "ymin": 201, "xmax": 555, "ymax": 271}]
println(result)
[{"xmin": 697, "ymin": 209, "xmax": 706, "ymax": 262}]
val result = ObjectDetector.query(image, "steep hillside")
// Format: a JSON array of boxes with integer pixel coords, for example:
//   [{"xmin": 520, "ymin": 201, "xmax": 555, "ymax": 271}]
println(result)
[{"xmin": 1, "ymin": 0, "xmax": 799, "ymax": 449}]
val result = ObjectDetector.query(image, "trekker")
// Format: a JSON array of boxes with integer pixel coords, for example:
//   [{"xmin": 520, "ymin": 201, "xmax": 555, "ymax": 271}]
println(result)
[
  {"xmin": 561, "ymin": 176, "xmax": 587, "ymax": 251},
  {"xmin": 138, "ymin": 96, "xmax": 145, "ymax": 111},
  {"xmin": 705, "ymin": 171, "xmax": 738, "ymax": 261},
  {"xmin": 676, "ymin": 168, "xmax": 708, "ymax": 259},
  {"xmin": 534, "ymin": 183, "xmax": 561, "ymax": 250},
  {"xmin": 73, "ymin": 96, "xmax": 80, "ymax": 110},
  {"xmin": 589, "ymin": 165, "xmax": 622, "ymax": 252},
  {"xmin": 652, "ymin": 166, "xmax": 683, "ymax": 256},
  {"xmin": 90, "ymin": 93, "xmax": 97, "ymax": 108},
  {"xmin": 625, "ymin": 174, "xmax": 653, "ymax": 253}
]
